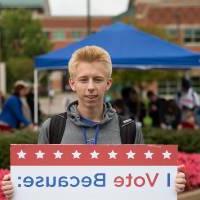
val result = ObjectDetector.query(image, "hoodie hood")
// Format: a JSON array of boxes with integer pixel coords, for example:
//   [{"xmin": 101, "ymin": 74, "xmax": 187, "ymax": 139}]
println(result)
[{"xmin": 66, "ymin": 100, "xmax": 115, "ymax": 127}]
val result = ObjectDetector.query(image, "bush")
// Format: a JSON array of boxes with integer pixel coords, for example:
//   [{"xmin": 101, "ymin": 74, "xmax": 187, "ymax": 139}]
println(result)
[
  {"xmin": 178, "ymin": 152, "xmax": 200, "ymax": 190},
  {"xmin": 143, "ymin": 128, "xmax": 200, "ymax": 153},
  {"xmin": 0, "ymin": 128, "xmax": 200, "ymax": 169},
  {"xmin": 0, "ymin": 130, "xmax": 37, "ymax": 169}
]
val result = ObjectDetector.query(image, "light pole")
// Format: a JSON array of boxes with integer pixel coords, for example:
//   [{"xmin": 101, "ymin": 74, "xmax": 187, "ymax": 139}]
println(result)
[
  {"xmin": 0, "ymin": 3, "xmax": 6, "ymax": 94},
  {"xmin": 87, "ymin": 0, "xmax": 91, "ymax": 35},
  {"xmin": 0, "ymin": 3, "xmax": 2, "ymax": 61},
  {"xmin": 175, "ymin": 12, "xmax": 181, "ymax": 45}
]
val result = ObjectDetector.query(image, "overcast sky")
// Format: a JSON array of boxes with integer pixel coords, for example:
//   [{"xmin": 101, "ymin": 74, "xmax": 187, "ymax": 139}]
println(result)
[{"xmin": 49, "ymin": 0, "xmax": 129, "ymax": 16}]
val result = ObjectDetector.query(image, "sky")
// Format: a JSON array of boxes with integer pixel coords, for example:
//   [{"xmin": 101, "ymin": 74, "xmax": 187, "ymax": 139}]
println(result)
[{"xmin": 49, "ymin": 0, "xmax": 129, "ymax": 16}]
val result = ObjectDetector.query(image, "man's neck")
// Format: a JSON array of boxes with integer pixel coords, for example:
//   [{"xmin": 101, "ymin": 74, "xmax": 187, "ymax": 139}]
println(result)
[{"xmin": 77, "ymin": 103, "xmax": 104, "ymax": 122}]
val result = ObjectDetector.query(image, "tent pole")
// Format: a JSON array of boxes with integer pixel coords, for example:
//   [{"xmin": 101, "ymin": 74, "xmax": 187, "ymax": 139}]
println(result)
[{"xmin": 34, "ymin": 69, "xmax": 39, "ymax": 125}]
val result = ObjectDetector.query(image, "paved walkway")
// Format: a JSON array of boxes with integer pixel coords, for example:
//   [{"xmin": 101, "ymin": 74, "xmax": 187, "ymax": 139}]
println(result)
[{"xmin": 40, "ymin": 92, "xmax": 77, "ymax": 115}]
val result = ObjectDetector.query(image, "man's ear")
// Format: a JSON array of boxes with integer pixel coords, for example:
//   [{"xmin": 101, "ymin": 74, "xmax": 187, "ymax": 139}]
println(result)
[
  {"xmin": 106, "ymin": 78, "xmax": 112, "ymax": 91},
  {"xmin": 69, "ymin": 78, "xmax": 76, "ymax": 91}
]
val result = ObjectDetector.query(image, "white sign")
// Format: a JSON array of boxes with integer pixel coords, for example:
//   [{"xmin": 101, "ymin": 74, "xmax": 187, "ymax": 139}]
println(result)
[{"xmin": 11, "ymin": 145, "xmax": 177, "ymax": 200}]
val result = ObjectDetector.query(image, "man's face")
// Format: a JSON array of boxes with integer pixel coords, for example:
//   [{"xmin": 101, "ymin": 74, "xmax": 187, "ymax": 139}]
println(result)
[{"xmin": 69, "ymin": 61, "xmax": 112, "ymax": 108}]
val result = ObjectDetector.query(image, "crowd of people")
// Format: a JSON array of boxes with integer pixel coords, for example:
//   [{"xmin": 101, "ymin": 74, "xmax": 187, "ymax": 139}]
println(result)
[
  {"xmin": 112, "ymin": 77, "xmax": 200, "ymax": 130},
  {"xmin": 1, "ymin": 76, "xmax": 199, "ymax": 133}
]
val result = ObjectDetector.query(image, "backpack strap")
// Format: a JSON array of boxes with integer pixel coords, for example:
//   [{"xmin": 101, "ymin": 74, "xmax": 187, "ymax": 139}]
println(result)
[
  {"xmin": 49, "ymin": 112, "xmax": 136, "ymax": 144},
  {"xmin": 49, "ymin": 112, "xmax": 67, "ymax": 144},
  {"xmin": 118, "ymin": 115, "xmax": 136, "ymax": 144}
]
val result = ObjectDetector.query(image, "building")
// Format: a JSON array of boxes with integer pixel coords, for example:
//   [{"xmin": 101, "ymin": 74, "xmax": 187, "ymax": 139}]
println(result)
[
  {"xmin": 120, "ymin": 0, "xmax": 200, "ymax": 96},
  {"xmin": 40, "ymin": 16, "xmax": 112, "ymax": 50},
  {"xmin": 134, "ymin": 0, "xmax": 200, "ymax": 52},
  {"xmin": 0, "ymin": 0, "xmax": 49, "ymax": 15}
]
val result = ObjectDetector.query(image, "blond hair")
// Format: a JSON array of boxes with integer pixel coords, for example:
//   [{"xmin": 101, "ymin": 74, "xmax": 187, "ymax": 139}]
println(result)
[{"xmin": 68, "ymin": 46, "xmax": 112, "ymax": 78}]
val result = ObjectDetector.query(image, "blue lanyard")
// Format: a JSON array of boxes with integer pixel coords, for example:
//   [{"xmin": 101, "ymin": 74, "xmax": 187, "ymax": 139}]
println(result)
[
  {"xmin": 82, "ymin": 126, "xmax": 99, "ymax": 144},
  {"xmin": 81, "ymin": 117, "xmax": 100, "ymax": 144}
]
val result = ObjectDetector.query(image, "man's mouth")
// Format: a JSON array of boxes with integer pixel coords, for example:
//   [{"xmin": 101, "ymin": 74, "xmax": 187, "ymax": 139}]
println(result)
[{"xmin": 85, "ymin": 95, "xmax": 98, "ymax": 99}]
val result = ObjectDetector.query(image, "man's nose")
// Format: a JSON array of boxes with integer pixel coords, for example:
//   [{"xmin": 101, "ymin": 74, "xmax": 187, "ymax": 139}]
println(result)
[{"xmin": 87, "ymin": 79, "xmax": 95, "ymax": 91}]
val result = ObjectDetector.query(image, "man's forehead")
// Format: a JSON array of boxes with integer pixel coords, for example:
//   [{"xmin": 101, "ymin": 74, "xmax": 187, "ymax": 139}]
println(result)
[
  {"xmin": 75, "ymin": 67, "xmax": 108, "ymax": 76},
  {"xmin": 76, "ymin": 74, "xmax": 106, "ymax": 78}
]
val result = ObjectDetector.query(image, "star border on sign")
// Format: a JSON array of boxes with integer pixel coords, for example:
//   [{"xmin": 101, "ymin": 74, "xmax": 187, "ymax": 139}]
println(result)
[
  {"xmin": 162, "ymin": 150, "xmax": 172, "ymax": 159},
  {"xmin": 108, "ymin": 150, "xmax": 118, "ymax": 159},
  {"xmin": 53, "ymin": 150, "xmax": 63, "ymax": 159},
  {"xmin": 144, "ymin": 150, "xmax": 154, "ymax": 159},
  {"xmin": 35, "ymin": 150, "xmax": 45, "ymax": 159},
  {"xmin": 17, "ymin": 150, "xmax": 26, "ymax": 159},
  {"xmin": 72, "ymin": 150, "xmax": 82, "ymax": 159},
  {"xmin": 90, "ymin": 150, "xmax": 100, "ymax": 159},
  {"xmin": 126, "ymin": 150, "xmax": 136, "ymax": 159}
]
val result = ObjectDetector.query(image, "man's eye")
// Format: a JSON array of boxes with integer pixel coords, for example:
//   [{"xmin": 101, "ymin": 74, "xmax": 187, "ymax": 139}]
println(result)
[
  {"xmin": 79, "ymin": 79, "xmax": 88, "ymax": 82},
  {"xmin": 95, "ymin": 79, "xmax": 103, "ymax": 82}
]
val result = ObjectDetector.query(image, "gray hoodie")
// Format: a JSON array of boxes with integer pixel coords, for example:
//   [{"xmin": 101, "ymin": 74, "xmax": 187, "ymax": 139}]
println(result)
[{"xmin": 38, "ymin": 101, "xmax": 144, "ymax": 144}]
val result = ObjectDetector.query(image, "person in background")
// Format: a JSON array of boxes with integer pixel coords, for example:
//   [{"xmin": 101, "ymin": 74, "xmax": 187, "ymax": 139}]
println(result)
[
  {"xmin": 0, "ymin": 81, "xmax": 34, "ymax": 131},
  {"xmin": 176, "ymin": 77, "xmax": 200, "ymax": 111},
  {"xmin": 147, "ymin": 90, "xmax": 166, "ymax": 128},
  {"xmin": 26, "ymin": 84, "xmax": 42, "ymax": 124},
  {"xmin": 111, "ymin": 98, "xmax": 128, "ymax": 117},
  {"xmin": 162, "ymin": 99, "xmax": 181, "ymax": 130},
  {"xmin": 178, "ymin": 109, "xmax": 198, "ymax": 130},
  {"xmin": 20, "ymin": 84, "xmax": 32, "ymax": 123},
  {"xmin": 176, "ymin": 77, "xmax": 200, "ymax": 126},
  {"xmin": 121, "ymin": 87, "xmax": 146, "ymax": 122}
]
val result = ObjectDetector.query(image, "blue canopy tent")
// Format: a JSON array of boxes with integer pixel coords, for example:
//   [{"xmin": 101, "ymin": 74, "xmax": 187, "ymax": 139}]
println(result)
[
  {"xmin": 33, "ymin": 22, "xmax": 200, "ymax": 123},
  {"xmin": 35, "ymin": 22, "xmax": 200, "ymax": 69}
]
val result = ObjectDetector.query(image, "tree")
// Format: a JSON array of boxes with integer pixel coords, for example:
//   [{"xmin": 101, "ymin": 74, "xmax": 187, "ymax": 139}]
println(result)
[
  {"xmin": 112, "ymin": 69, "xmax": 184, "ymax": 85},
  {"xmin": 6, "ymin": 57, "xmax": 33, "ymax": 91},
  {"xmin": 0, "ymin": 9, "xmax": 51, "ymax": 59},
  {"xmin": 0, "ymin": 9, "xmax": 51, "ymax": 90}
]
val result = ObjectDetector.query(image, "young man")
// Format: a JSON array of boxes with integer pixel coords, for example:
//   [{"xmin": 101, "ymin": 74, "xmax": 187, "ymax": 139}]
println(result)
[
  {"xmin": 1, "ymin": 46, "xmax": 186, "ymax": 199},
  {"xmin": 38, "ymin": 46, "xmax": 143, "ymax": 144}
]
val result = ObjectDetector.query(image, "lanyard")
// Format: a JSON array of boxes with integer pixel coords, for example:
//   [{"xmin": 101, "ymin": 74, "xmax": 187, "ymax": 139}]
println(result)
[
  {"xmin": 82, "ymin": 126, "xmax": 100, "ymax": 144},
  {"xmin": 81, "ymin": 117, "xmax": 100, "ymax": 144}
]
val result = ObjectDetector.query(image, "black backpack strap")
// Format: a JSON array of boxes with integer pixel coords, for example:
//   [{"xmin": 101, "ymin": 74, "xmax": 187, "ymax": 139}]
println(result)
[
  {"xmin": 49, "ymin": 112, "xmax": 67, "ymax": 144},
  {"xmin": 118, "ymin": 115, "xmax": 136, "ymax": 144}
]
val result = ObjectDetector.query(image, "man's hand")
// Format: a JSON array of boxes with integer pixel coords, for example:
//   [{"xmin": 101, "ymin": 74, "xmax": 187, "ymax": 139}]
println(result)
[
  {"xmin": 1, "ymin": 174, "xmax": 14, "ymax": 200},
  {"xmin": 175, "ymin": 165, "xmax": 186, "ymax": 193}
]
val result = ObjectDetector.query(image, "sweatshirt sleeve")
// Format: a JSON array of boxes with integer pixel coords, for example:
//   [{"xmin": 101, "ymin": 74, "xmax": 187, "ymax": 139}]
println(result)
[
  {"xmin": 38, "ymin": 118, "xmax": 51, "ymax": 144},
  {"xmin": 134, "ymin": 122, "xmax": 144, "ymax": 144},
  {"xmin": 8, "ymin": 97, "xmax": 31, "ymax": 126}
]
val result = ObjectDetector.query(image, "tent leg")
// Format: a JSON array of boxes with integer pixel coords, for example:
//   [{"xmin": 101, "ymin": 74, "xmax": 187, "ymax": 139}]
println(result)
[{"xmin": 34, "ymin": 69, "xmax": 39, "ymax": 125}]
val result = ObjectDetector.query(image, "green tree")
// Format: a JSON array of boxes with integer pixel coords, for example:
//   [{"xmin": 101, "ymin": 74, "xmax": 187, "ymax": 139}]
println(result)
[
  {"xmin": 112, "ymin": 69, "xmax": 184, "ymax": 85},
  {"xmin": 0, "ymin": 9, "xmax": 51, "ymax": 91},
  {"xmin": 0, "ymin": 9, "xmax": 51, "ymax": 59},
  {"xmin": 6, "ymin": 57, "xmax": 33, "ymax": 91}
]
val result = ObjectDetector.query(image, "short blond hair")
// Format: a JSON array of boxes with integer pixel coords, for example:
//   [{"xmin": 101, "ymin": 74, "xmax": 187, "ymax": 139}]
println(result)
[{"xmin": 68, "ymin": 46, "xmax": 112, "ymax": 78}]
